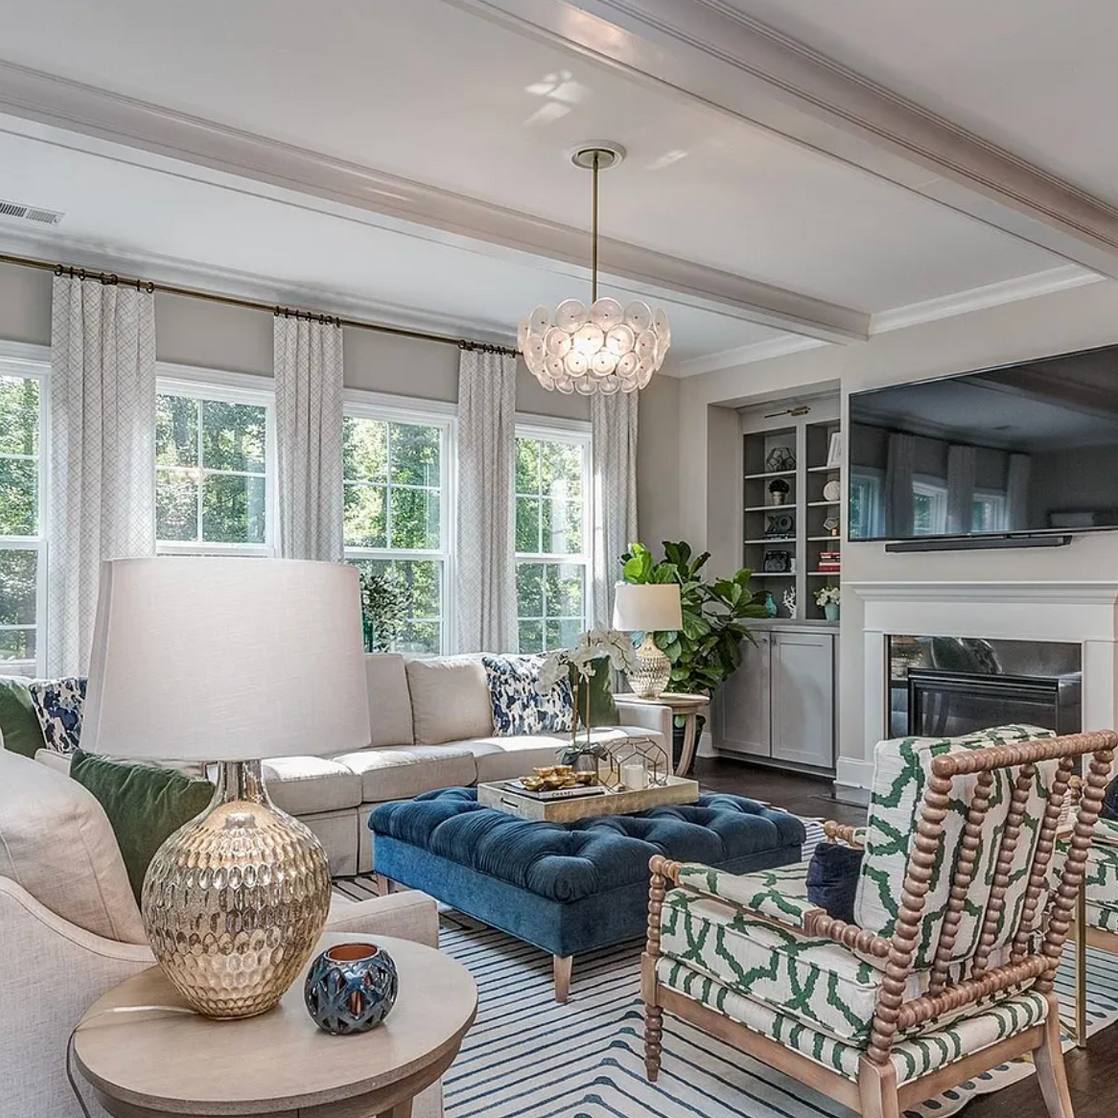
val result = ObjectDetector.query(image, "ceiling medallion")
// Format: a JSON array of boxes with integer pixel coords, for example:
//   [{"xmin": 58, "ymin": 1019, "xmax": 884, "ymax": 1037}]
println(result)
[{"xmin": 519, "ymin": 143, "xmax": 670, "ymax": 395}]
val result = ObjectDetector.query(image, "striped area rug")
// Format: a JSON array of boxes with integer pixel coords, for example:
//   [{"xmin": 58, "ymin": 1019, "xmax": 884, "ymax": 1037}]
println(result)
[{"xmin": 339, "ymin": 819, "xmax": 1118, "ymax": 1118}]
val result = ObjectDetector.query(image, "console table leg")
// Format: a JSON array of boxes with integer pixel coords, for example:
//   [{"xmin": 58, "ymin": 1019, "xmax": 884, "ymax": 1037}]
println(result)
[
  {"xmin": 553, "ymin": 955, "xmax": 573, "ymax": 1003},
  {"xmin": 676, "ymin": 714, "xmax": 698, "ymax": 777}
]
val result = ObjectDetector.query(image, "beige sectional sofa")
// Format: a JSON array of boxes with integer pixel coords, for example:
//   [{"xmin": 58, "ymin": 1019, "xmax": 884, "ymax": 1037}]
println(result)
[{"xmin": 261, "ymin": 653, "xmax": 672, "ymax": 875}]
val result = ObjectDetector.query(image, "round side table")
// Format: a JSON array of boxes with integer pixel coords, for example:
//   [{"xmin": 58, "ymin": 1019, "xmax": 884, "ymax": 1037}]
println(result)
[
  {"xmin": 73, "ymin": 933, "xmax": 477, "ymax": 1118},
  {"xmin": 623, "ymin": 691, "xmax": 710, "ymax": 776}
]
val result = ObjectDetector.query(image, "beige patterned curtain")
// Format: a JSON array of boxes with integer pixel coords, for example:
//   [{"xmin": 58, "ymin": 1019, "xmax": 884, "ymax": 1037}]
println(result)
[
  {"xmin": 590, "ymin": 391, "xmax": 638, "ymax": 626},
  {"xmin": 48, "ymin": 274, "xmax": 156, "ymax": 674},
  {"xmin": 273, "ymin": 314, "xmax": 345, "ymax": 561}
]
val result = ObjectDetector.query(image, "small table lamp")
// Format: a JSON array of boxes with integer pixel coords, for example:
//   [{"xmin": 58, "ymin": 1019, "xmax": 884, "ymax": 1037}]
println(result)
[
  {"xmin": 82, "ymin": 556, "xmax": 371, "ymax": 1019},
  {"xmin": 612, "ymin": 582, "xmax": 683, "ymax": 699}
]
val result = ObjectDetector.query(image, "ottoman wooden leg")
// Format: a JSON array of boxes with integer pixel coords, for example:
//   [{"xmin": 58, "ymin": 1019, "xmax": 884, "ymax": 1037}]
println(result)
[{"xmin": 553, "ymin": 955, "xmax": 573, "ymax": 1003}]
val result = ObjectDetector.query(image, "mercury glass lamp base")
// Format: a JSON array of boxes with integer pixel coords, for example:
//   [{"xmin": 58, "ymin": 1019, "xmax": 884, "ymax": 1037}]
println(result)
[
  {"xmin": 626, "ymin": 632, "xmax": 672, "ymax": 699},
  {"xmin": 141, "ymin": 759, "xmax": 332, "ymax": 1019}
]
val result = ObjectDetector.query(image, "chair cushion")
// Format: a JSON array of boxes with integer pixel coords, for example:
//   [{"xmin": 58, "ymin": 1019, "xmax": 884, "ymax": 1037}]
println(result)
[
  {"xmin": 365, "ymin": 653, "xmax": 414, "ymax": 747},
  {"xmin": 262, "ymin": 756, "xmax": 363, "ymax": 815},
  {"xmin": 482, "ymin": 654, "xmax": 573, "ymax": 736},
  {"xmin": 656, "ymin": 956, "xmax": 1048, "ymax": 1085},
  {"xmin": 406, "ymin": 656, "xmax": 493, "ymax": 744},
  {"xmin": 857, "ymin": 724, "xmax": 1056, "ymax": 969},
  {"xmin": 70, "ymin": 749, "xmax": 215, "ymax": 902},
  {"xmin": 28, "ymin": 676, "xmax": 86, "ymax": 754},
  {"xmin": 0, "ymin": 676, "xmax": 44, "ymax": 758},
  {"xmin": 334, "ymin": 745, "xmax": 477, "ymax": 802},
  {"xmin": 0, "ymin": 749, "xmax": 146, "ymax": 943}
]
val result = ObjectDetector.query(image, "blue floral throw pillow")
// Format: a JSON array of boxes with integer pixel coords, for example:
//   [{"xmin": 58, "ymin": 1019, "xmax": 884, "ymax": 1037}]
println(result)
[
  {"xmin": 482, "ymin": 655, "xmax": 573, "ymax": 737},
  {"xmin": 29, "ymin": 676, "xmax": 87, "ymax": 754}
]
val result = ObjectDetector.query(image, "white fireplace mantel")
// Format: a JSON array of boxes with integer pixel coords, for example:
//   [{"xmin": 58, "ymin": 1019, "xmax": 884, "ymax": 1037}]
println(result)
[{"xmin": 847, "ymin": 580, "xmax": 1118, "ymax": 767}]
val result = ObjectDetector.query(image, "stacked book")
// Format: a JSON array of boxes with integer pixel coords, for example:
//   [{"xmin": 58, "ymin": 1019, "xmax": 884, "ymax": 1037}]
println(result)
[{"xmin": 818, "ymin": 550, "xmax": 841, "ymax": 573}]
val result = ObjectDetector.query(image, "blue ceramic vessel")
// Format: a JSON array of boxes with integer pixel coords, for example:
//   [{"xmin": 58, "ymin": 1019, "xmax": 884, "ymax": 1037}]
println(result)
[{"xmin": 304, "ymin": 942, "xmax": 399, "ymax": 1035}]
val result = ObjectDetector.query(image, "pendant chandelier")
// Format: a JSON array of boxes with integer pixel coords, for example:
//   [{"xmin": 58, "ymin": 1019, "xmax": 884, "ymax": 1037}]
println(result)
[{"xmin": 519, "ymin": 144, "xmax": 670, "ymax": 395}]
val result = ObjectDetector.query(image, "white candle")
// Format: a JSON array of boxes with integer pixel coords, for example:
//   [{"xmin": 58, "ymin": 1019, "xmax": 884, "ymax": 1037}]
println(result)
[{"xmin": 621, "ymin": 759, "xmax": 647, "ymax": 790}]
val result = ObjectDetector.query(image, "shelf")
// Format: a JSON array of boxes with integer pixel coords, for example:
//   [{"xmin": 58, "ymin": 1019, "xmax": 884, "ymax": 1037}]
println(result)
[
  {"xmin": 808, "ymin": 535, "xmax": 841, "ymax": 542},
  {"xmin": 744, "ymin": 505, "xmax": 795, "ymax": 513},
  {"xmin": 808, "ymin": 500, "xmax": 840, "ymax": 507},
  {"xmin": 745, "ymin": 538, "xmax": 796, "ymax": 545},
  {"xmin": 807, "ymin": 465, "xmax": 840, "ymax": 473},
  {"xmin": 751, "ymin": 572, "xmax": 796, "ymax": 578},
  {"xmin": 808, "ymin": 571, "xmax": 842, "ymax": 577},
  {"xmin": 744, "ymin": 469, "xmax": 796, "ymax": 480}
]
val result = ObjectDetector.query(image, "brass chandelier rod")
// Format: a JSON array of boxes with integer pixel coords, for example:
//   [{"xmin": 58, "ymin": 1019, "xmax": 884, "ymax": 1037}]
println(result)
[
  {"xmin": 591, "ymin": 149, "xmax": 600, "ymax": 304},
  {"xmin": 0, "ymin": 249, "xmax": 519, "ymax": 356}
]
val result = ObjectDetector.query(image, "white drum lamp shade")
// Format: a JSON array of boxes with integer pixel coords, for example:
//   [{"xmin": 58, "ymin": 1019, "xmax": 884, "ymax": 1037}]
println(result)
[
  {"xmin": 82, "ymin": 556, "xmax": 371, "ymax": 1020},
  {"xmin": 612, "ymin": 583, "xmax": 682, "ymax": 700},
  {"xmin": 612, "ymin": 582, "xmax": 683, "ymax": 634},
  {"xmin": 83, "ymin": 556, "xmax": 371, "ymax": 761}
]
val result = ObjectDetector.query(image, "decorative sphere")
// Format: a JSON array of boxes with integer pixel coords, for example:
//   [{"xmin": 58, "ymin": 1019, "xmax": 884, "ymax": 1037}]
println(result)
[{"xmin": 304, "ymin": 942, "xmax": 399, "ymax": 1035}]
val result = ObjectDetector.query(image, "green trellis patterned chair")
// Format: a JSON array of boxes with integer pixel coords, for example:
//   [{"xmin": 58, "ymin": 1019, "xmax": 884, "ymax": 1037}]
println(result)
[{"xmin": 642, "ymin": 725, "xmax": 1115, "ymax": 1118}]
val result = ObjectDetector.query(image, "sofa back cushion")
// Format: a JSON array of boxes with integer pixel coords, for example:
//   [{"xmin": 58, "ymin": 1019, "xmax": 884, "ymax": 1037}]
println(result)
[
  {"xmin": 406, "ymin": 656, "xmax": 493, "ymax": 744},
  {"xmin": 28, "ymin": 676, "xmax": 86, "ymax": 754},
  {"xmin": 855, "ymin": 724, "xmax": 1056, "ymax": 971},
  {"xmin": 483, "ymin": 655, "xmax": 573, "ymax": 736},
  {"xmin": 0, "ymin": 675, "xmax": 44, "ymax": 758},
  {"xmin": 365, "ymin": 654, "xmax": 414, "ymax": 746},
  {"xmin": 0, "ymin": 749, "xmax": 146, "ymax": 943}
]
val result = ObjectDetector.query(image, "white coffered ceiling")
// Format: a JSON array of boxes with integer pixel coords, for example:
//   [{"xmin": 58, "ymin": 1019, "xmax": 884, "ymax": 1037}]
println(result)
[{"xmin": 0, "ymin": 0, "xmax": 1112, "ymax": 373}]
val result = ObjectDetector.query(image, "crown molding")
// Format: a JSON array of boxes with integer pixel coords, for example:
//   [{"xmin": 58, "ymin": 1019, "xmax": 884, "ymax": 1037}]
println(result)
[
  {"xmin": 676, "ymin": 334, "xmax": 825, "ymax": 376},
  {"xmin": 871, "ymin": 264, "xmax": 1104, "ymax": 334},
  {"xmin": 0, "ymin": 60, "xmax": 866, "ymax": 344},
  {"xmin": 457, "ymin": 0, "xmax": 1118, "ymax": 278}
]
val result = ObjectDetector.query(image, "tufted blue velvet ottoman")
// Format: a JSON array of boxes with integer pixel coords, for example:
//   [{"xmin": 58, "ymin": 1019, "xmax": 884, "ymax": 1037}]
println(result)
[{"xmin": 369, "ymin": 787, "xmax": 805, "ymax": 1001}]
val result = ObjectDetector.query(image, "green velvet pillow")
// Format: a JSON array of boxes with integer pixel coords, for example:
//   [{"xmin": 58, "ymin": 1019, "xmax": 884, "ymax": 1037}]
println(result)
[
  {"xmin": 70, "ymin": 749, "xmax": 215, "ymax": 902},
  {"xmin": 569, "ymin": 656, "xmax": 620, "ymax": 728},
  {"xmin": 0, "ymin": 676, "xmax": 46, "ymax": 758}
]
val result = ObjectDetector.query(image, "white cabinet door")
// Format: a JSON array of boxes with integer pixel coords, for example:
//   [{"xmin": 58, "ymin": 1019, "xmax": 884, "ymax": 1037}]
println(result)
[
  {"xmin": 715, "ymin": 633, "xmax": 772, "ymax": 757},
  {"xmin": 770, "ymin": 631, "xmax": 835, "ymax": 769}
]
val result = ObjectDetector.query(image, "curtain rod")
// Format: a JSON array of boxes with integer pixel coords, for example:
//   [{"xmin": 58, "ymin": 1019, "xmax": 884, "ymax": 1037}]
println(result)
[{"xmin": 0, "ymin": 250, "xmax": 520, "ymax": 357}]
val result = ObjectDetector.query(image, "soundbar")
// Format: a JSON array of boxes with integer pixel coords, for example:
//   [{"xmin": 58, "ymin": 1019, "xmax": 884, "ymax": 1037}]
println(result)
[{"xmin": 884, "ymin": 534, "xmax": 1072, "ymax": 553}]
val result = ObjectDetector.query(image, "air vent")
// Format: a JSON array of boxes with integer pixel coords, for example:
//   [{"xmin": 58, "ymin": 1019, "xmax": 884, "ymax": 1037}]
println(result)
[{"xmin": 0, "ymin": 199, "xmax": 63, "ymax": 225}]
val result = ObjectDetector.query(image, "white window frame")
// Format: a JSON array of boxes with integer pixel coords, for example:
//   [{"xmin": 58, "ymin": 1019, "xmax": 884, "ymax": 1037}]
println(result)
[
  {"xmin": 342, "ymin": 389, "xmax": 456, "ymax": 656},
  {"xmin": 848, "ymin": 467, "xmax": 884, "ymax": 540},
  {"xmin": 0, "ymin": 342, "xmax": 49, "ymax": 677},
  {"xmin": 973, "ymin": 487, "xmax": 1009, "ymax": 533},
  {"xmin": 514, "ymin": 415, "xmax": 593, "ymax": 652},
  {"xmin": 154, "ymin": 365, "xmax": 277, "ymax": 557},
  {"xmin": 912, "ymin": 474, "xmax": 948, "ymax": 536}
]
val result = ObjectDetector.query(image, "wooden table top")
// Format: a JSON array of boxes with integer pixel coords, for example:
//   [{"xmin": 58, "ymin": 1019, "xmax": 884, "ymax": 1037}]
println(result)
[
  {"xmin": 621, "ymin": 691, "xmax": 710, "ymax": 710},
  {"xmin": 73, "ymin": 933, "xmax": 477, "ymax": 1116}
]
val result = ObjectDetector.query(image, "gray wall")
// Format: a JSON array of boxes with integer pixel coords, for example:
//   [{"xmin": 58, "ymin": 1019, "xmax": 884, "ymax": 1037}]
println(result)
[
  {"xmin": 0, "ymin": 260, "xmax": 676, "ymax": 539},
  {"xmin": 676, "ymin": 276, "xmax": 1118, "ymax": 782}
]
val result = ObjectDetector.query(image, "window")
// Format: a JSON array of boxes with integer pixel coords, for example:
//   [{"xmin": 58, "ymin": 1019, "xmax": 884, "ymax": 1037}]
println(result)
[
  {"xmin": 848, "ymin": 470, "xmax": 883, "ymax": 539},
  {"xmin": 515, "ymin": 426, "xmax": 591, "ymax": 653},
  {"xmin": 972, "ymin": 490, "xmax": 1008, "ymax": 533},
  {"xmin": 343, "ymin": 403, "xmax": 452, "ymax": 655},
  {"xmin": 912, "ymin": 477, "xmax": 948, "ymax": 536},
  {"xmin": 0, "ymin": 356, "xmax": 46, "ymax": 676},
  {"xmin": 155, "ymin": 376, "xmax": 275, "ymax": 555}
]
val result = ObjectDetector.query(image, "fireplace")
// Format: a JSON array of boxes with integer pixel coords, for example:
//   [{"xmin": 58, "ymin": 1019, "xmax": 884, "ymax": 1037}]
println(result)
[{"xmin": 888, "ymin": 636, "xmax": 1081, "ymax": 738}]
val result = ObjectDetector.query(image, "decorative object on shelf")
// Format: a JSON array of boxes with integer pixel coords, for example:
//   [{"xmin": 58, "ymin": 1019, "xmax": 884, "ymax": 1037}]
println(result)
[
  {"xmin": 358, "ymin": 567, "xmax": 412, "ymax": 653},
  {"xmin": 612, "ymin": 583, "xmax": 682, "ymax": 699},
  {"xmin": 826, "ymin": 432, "xmax": 843, "ymax": 468},
  {"xmin": 818, "ymin": 549, "xmax": 841, "ymax": 573},
  {"xmin": 82, "ymin": 557, "xmax": 370, "ymax": 1019},
  {"xmin": 620, "ymin": 541, "xmax": 768, "ymax": 695},
  {"xmin": 759, "ymin": 590, "xmax": 777, "ymax": 617},
  {"xmin": 767, "ymin": 478, "xmax": 790, "ymax": 506},
  {"xmin": 815, "ymin": 584, "xmax": 840, "ymax": 622},
  {"xmin": 782, "ymin": 587, "xmax": 797, "ymax": 616},
  {"xmin": 762, "ymin": 550, "xmax": 793, "ymax": 573},
  {"xmin": 765, "ymin": 446, "xmax": 796, "ymax": 471},
  {"xmin": 764, "ymin": 512, "xmax": 794, "ymax": 538},
  {"xmin": 519, "ymin": 144, "xmax": 668, "ymax": 395},
  {"xmin": 822, "ymin": 479, "xmax": 841, "ymax": 503},
  {"xmin": 304, "ymin": 942, "xmax": 399, "ymax": 1036},
  {"xmin": 823, "ymin": 515, "xmax": 840, "ymax": 537}
]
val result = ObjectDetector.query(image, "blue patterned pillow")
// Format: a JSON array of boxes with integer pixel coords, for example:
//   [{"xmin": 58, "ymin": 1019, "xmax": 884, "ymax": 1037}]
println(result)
[
  {"xmin": 482, "ymin": 655, "xmax": 573, "ymax": 737},
  {"xmin": 29, "ymin": 676, "xmax": 87, "ymax": 754}
]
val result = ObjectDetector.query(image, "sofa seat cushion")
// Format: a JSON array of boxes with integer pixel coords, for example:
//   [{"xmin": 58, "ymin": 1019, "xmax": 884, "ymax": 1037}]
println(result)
[
  {"xmin": 334, "ymin": 745, "xmax": 477, "ymax": 802},
  {"xmin": 262, "ymin": 756, "xmax": 363, "ymax": 815},
  {"xmin": 370, "ymin": 788, "xmax": 804, "ymax": 903},
  {"xmin": 656, "ymin": 957, "xmax": 1049, "ymax": 1085}
]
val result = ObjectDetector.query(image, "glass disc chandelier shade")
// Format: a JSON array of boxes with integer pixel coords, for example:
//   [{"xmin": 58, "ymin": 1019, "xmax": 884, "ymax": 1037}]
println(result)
[{"xmin": 519, "ymin": 145, "xmax": 670, "ymax": 395}]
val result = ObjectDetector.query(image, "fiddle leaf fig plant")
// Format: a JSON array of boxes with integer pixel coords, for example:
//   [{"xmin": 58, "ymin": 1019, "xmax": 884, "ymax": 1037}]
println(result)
[{"xmin": 620, "ymin": 540, "xmax": 767, "ymax": 696}]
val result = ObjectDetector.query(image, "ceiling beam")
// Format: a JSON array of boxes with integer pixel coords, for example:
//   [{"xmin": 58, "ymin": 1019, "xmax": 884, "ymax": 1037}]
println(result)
[
  {"xmin": 0, "ymin": 59, "xmax": 867, "ymax": 344},
  {"xmin": 454, "ymin": 0, "xmax": 1118, "ymax": 279}
]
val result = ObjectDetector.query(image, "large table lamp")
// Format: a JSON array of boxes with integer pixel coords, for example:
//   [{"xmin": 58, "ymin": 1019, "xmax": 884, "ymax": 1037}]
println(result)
[
  {"xmin": 612, "ymin": 582, "xmax": 683, "ymax": 699},
  {"xmin": 82, "ymin": 556, "xmax": 371, "ymax": 1019}
]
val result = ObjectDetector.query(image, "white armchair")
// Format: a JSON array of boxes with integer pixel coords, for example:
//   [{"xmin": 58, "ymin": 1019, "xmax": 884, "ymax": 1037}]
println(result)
[{"xmin": 0, "ymin": 749, "xmax": 445, "ymax": 1118}]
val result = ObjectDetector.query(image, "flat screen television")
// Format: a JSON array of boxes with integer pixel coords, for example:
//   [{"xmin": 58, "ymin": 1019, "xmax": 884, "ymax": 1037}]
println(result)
[{"xmin": 848, "ymin": 343, "xmax": 1118, "ymax": 542}]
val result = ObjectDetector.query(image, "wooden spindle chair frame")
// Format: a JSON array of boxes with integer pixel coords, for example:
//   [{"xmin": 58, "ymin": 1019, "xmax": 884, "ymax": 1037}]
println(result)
[{"xmin": 642, "ymin": 730, "xmax": 1116, "ymax": 1118}]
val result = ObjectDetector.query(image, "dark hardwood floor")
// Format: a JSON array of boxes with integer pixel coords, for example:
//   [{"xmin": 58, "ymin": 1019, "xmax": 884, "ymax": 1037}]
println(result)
[{"xmin": 693, "ymin": 755, "xmax": 1118, "ymax": 1118}]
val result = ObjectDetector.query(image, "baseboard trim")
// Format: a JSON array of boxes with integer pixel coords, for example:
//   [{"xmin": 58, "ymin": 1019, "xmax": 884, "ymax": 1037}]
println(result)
[{"xmin": 835, "ymin": 757, "xmax": 874, "ymax": 790}]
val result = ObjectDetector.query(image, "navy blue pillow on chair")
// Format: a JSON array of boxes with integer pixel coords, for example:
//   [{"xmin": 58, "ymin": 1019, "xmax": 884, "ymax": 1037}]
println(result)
[
  {"xmin": 806, "ymin": 842, "xmax": 864, "ymax": 924},
  {"xmin": 1102, "ymin": 774, "xmax": 1118, "ymax": 822}
]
